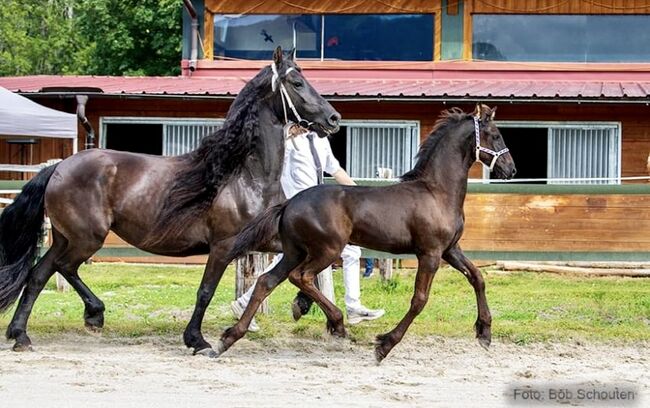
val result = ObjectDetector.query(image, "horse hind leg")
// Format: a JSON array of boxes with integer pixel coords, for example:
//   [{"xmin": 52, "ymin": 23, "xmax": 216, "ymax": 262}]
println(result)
[
  {"xmin": 5, "ymin": 247, "xmax": 59, "ymax": 351},
  {"xmin": 53, "ymin": 229, "xmax": 106, "ymax": 334}
]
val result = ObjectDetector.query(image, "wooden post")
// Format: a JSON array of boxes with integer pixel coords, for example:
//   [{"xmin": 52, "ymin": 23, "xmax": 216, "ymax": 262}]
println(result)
[
  {"xmin": 376, "ymin": 167, "xmax": 394, "ymax": 281},
  {"xmin": 235, "ymin": 253, "xmax": 270, "ymax": 314},
  {"xmin": 378, "ymin": 259, "xmax": 393, "ymax": 281}
]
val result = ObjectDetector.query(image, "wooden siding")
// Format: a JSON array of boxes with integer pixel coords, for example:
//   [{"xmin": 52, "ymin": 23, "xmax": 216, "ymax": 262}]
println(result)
[
  {"xmin": 462, "ymin": 193, "xmax": 650, "ymax": 252},
  {"xmin": 470, "ymin": 0, "xmax": 650, "ymax": 14},
  {"xmin": 205, "ymin": 0, "xmax": 444, "ymax": 14}
]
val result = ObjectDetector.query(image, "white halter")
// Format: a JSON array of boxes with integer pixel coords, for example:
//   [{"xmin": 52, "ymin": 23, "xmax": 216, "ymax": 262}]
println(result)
[
  {"xmin": 474, "ymin": 115, "xmax": 509, "ymax": 172},
  {"xmin": 271, "ymin": 62, "xmax": 312, "ymax": 129}
]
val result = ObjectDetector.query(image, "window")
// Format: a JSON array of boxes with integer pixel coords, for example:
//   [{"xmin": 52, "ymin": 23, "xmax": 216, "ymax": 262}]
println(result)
[
  {"xmin": 213, "ymin": 14, "xmax": 434, "ymax": 61},
  {"xmin": 328, "ymin": 121, "xmax": 419, "ymax": 179},
  {"xmin": 473, "ymin": 15, "xmax": 650, "ymax": 62},
  {"xmin": 487, "ymin": 122, "xmax": 620, "ymax": 184},
  {"xmin": 101, "ymin": 118, "xmax": 224, "ymax": 156}
]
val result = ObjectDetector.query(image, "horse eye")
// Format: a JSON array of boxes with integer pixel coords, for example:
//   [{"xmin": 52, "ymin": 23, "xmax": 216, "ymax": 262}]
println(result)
[{"xmin": 292, "ymin": 81, "xmax": 303, "ymax": 88}]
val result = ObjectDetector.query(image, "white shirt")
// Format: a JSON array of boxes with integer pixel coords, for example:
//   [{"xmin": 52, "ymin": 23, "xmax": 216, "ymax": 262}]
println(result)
[{"xmin": 281, "ymin": 131, "xmax": 341, "ymax": 199}]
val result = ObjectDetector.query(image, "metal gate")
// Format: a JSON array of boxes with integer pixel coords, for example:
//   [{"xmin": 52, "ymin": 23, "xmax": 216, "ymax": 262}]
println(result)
[
  {"xmin": 548, "ymin": 125, "xmax": 620, "ymax": 184},
  {"xmin": 163, "ymin": 121, "xmax": 223, "ymax": 156},
  {"xmin": 346, "ymin": 122, "xmax": 419, "ymax": 179}
]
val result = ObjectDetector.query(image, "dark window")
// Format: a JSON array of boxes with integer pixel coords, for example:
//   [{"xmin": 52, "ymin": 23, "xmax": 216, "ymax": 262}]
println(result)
[
  {"xmin": 490, "ymin": 127, "xmax": 548, "ymax": 184},
  {"xmin": 324, "ymin": 14, "xmax": 433, "ymax": 61},
  {"xmin": 214, "ymin": 15, "xmax": 321, "ymax": 60},
  {"xmin": 473, "ymin": 14, "xmax": 650, "ymax": 62},
  {"xmin": 213, "ymin": 14, "xmax": 434, "ymax": 61},
  {"xmin": 105, "ymin": 124, "xmax": 163, "ymax": 155}
]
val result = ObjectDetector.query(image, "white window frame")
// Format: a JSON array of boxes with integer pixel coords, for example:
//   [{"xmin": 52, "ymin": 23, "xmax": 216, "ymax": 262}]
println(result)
[
  {"xmin": 484, "ymin": 120, "xmax": 621, "ymax": 184},
  {"xmin": 99, "ymin": 117, "xmax": 225, "ymax": 155}
]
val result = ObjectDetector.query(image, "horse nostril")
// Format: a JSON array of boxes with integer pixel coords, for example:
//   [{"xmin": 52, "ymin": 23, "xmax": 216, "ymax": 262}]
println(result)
[
  {"xmin": 511, "ymin": 167, "xmax": 517, "ymax": 177},
  {"xmin": 328, "ymin": 112, "xmax": 341, "ymax": 126}
]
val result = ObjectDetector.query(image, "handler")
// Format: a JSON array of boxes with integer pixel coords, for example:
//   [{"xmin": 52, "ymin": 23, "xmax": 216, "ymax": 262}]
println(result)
[{"xmin": 231, "ymin": 123, "xmax": 385, "ymax": 331}]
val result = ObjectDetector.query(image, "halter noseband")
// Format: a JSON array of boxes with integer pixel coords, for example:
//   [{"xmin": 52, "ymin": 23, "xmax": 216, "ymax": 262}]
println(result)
[
  {"xmin": 474, "ymin": 115, "xmax": 509, "ymax": 172},
  {"xmin": 271, "ymin": 62, "xmax": 312, "ymax": 129}
]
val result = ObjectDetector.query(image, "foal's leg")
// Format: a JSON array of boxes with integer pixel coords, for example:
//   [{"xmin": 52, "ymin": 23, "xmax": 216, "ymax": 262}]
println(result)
[
  {"xmin": 443, "ymin": 244, "xmax": 491, "ymax": 349},
  {"xmin": 288, "ymin": 256, "xmax": 346, "ymax": 337},
  {"xmin": 183, "ymin": 239, "xmax": 233, "ymax": 357},
  {"xmin": 216, "ymin": 253, "xmax": 302, "ymax": 357},
  {"xmin": 374, "ymin": 253, "xmax": 440, "ymax": 363}
]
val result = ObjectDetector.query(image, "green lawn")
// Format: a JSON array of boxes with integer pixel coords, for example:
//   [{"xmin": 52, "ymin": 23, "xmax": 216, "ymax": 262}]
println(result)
[{"xmin": 1, "ymin": 263, "xmax": 648, "ymax": 345}]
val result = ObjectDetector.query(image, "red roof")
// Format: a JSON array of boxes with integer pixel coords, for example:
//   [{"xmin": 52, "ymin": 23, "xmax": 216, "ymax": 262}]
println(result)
[{"xmin": 2, "ymin": 61, "xmax": 650, "ymax": 102}]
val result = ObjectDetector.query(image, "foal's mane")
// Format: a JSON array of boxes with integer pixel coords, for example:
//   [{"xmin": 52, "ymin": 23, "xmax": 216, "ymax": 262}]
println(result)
[
  {"xmin": 401, "ymin": 107, "xmax": 470, "ymax": 182},
  {"xmin": 146, "ymin": 66, "xmax": 273, "ymax": 244}
]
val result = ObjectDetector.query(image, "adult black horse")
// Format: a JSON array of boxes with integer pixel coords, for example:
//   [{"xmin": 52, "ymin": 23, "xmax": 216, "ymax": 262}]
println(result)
[
  {"xmin": 216, "ymin": 105, "xmax": 516, "ymax": 362},
  {"xmin": 0, "ymin": 47, "xmax": 340, "ymax": 355}
]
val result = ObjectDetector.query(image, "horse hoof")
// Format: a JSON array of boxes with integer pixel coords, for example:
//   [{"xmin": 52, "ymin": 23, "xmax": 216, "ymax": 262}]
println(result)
[
  {"xmin": 12, "ymin": 343, "xmax": 33, "ymax": 352},
  {"xmin": 215, "ymin": 339, "xmax": 228, "ymax": 357},
  {"xmin": 195, "ymin": 347, "xmax": 218, "ymax": 358},
  {"xmin": 478, "ymin": 337, "xmax": 491, "ymax": 351},
  {"xmin": 84, "ymin": 324, "xmax": 103, "ymax": 336},
  {"xmin": 374, "ymin": 346, "xmax": 386, "ymax": 365}
]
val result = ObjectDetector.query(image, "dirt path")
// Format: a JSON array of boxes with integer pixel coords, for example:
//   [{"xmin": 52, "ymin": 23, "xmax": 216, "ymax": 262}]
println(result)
[{"xmin": 0, "ymin": 335, "xmax": 647, "ymax": 407}]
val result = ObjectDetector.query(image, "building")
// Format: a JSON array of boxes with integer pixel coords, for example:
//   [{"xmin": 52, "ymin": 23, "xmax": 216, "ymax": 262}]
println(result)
[{"xmin": 2, "ymin": 0, "xmax": 650, "ymax": 261}]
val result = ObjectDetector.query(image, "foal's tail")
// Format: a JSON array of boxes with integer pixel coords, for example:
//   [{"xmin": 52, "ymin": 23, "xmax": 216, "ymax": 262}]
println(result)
[
  {"xmin": 0, "ymin": 164, "xmax": 59, "ymax": 312},
  {"xmin": 227, "ymin": 202, "xmax": 289, "ymax": 261}
]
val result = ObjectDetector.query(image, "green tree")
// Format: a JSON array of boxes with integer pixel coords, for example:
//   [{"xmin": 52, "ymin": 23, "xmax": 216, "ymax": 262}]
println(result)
[
  {"xmin": 0, "ymin": 0, "xmax": 85, "ymax": 76},
  {"xmin": 77, "ymin": 0, "xmax": 182, "ymax": 76},
  {"xmin": 0, "ymin": 0, "xmax": 182, "ymax": 77}
]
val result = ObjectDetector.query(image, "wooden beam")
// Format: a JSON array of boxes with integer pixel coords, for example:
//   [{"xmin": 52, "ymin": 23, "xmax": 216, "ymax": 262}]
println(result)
[{"xmin": 462, "ymin": 0, "xmax": 473, "ymax": 60}]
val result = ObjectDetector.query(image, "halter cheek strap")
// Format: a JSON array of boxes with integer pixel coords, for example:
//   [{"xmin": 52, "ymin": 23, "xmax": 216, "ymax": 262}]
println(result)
[
  {"xmin": 271, "ymin": 63, "xmax": 312, "ymax": 129},
  {"xmin": 474, "ymin": 116, "xmax": 509, "ymax": 172}
]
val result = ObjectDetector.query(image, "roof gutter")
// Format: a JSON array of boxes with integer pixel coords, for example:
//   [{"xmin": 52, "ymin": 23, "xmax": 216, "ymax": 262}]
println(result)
[{"xmin": 182, "ymin": 0, "xmax": 198, "ymax": 73}]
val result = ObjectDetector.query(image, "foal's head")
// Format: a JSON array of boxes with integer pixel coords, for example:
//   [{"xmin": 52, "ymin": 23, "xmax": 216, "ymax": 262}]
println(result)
[
  {"xmin": 473, "ymin": 104, "xmax": 517, "ymax": 180},
  {"xmin": 268, "ymin": 47, "xmax": 341, "ymax": 138}
]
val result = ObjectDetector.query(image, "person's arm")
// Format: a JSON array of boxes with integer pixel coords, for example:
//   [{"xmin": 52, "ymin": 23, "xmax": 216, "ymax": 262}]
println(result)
[{"xmin": 332, "ymin": 168, "xmax": 356, "ymax": 186}]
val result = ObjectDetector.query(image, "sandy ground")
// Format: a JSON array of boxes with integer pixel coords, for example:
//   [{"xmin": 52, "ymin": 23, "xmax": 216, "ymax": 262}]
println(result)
[{"xmin": 0, "ymin": 334, "xmax": 647, "ymax": 407}]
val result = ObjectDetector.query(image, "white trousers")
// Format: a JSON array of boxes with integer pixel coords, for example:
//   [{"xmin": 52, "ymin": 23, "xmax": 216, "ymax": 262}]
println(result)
[{"xmin": 237, "ymin": 244, "xmax": 363, "ymax": 311}]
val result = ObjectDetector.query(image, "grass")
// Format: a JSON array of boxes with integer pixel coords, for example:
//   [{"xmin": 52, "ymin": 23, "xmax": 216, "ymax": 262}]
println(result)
[{"xmin": 0, "ymin": 263, "xmax": 648, "ymax": 345}]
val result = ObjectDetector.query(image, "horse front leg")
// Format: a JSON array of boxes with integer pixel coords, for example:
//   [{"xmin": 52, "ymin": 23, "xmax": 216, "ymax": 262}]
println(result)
[
  {"xmin": 443, "ymin": 244, "xmax": 491, "ymax": 350},
  {"xmin": 183, "ymin": 239, "xmax": 233, "ymax": 357},
  {"xmin": 374, "ymin": 253, "xmax": 440, "ymax": 364}
]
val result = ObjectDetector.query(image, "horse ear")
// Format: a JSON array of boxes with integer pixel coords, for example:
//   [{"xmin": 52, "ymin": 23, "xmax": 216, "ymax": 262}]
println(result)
[
  {"xmin": 273, "ymin": 46, "xmax": 283, "ymax": 65},
  {"xmin": 288, "ymin": 47, "xmax": 296, "ymax": 61},
  {"xmin": 490, "ymin": 106, "xmax": 497, "ymax": 121},
  {"xmin": 474, "ymin": 103, "xmax": 482, "ymax": 118}
]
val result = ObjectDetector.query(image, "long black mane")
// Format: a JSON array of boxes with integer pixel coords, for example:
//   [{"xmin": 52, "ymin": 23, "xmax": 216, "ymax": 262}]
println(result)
[
  {"xmin": 401, "ymin": 108, "xmax": 470, "ymax": 182},
  {"xmin": 147, "ymin": 67, "xmax": 273, "ymax": 244}
]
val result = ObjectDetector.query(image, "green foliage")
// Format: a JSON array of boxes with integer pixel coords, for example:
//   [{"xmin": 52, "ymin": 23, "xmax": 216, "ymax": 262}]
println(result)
[
  {"xmin": 0, "ymin": 0, "xmax": 181, "ymax": 77},
  {"xmin": 1, "ymin": 264, "xmax": 648, "ymax": 345}
]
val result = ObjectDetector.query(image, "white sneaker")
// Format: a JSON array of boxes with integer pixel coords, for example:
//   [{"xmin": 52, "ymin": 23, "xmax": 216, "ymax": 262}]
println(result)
[
  {"xmin": 230, "ymin": 300, "xmax": 260, "ymax": 332},
  {"xmin": 347, "ymin": 306, "xmax": 385, "ymax": 325}
]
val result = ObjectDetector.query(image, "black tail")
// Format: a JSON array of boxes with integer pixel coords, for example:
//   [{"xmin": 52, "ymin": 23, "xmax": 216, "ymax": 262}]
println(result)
[
  {"xmin": 0, "ymin": 164, "xmax": 59, "ymax": 312},
  {"xmin": 227, "ymin": 202, "xmax": 289, "ymax": 261}
]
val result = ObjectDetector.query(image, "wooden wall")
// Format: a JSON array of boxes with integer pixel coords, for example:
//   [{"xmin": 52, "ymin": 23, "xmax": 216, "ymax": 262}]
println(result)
[{"xmin": 470, "ymin": 0, "xmax": 650, "ymax": 14}]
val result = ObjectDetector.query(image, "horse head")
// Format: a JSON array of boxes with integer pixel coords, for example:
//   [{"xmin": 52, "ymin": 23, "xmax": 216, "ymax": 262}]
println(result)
[
  {"xmin": 269, "ymin": 46, "xmax": 341, "ymax": 138},
  {"xmin": 473, "ymin": 104, "xmax": 517, "ymax": 180}
]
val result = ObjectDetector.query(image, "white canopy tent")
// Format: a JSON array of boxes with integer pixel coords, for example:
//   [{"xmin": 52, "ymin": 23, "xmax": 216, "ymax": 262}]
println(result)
[{"xmin": 0, "ymin": 85, "xmax": 78, "ymax": 161}]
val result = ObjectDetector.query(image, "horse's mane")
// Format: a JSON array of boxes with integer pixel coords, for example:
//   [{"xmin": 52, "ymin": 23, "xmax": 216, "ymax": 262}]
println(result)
[
  {"xmin": 401, "ymin": 107, "xmax": 470, "ymax": 181},
  {"xmin": 146, "ymin": 67, "xmax": 273, "ymax": 245}
]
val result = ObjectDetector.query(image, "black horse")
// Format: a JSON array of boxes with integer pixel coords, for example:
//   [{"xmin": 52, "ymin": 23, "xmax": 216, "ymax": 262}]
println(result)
[
  {"xmin": 215, "ymin": 105, "xmax": 516, "ymax": 362},
  {"xmin": 0, "ymin": 47, "xmax": 340, "ymax": 355}
]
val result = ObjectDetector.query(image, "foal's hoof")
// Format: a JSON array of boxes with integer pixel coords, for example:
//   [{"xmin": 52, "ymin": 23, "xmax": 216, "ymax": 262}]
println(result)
[
  {"xmin": 374, "ymin": 346, "xmax": 387, "ymax": 365},
  {"xmin": 84, "ymin": 323, "xmax": 103, "ymax": 336},
  {"xmin": 373, "ymin": 334, "xmax": 390, "ymax": 365},
  {"xmin": 478, "ymin": 336, "xmax": 491, "ymax": 351},
  {"xmin": 194, "ymin": 347, "xmax": 219, "ymax": 358},
  {"xmin": 12, "ymin": 342, "xmax": 33, "ymax": 352}
]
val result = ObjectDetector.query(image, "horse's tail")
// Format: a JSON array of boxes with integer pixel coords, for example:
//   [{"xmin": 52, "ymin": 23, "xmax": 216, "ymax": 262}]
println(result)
[
  {"xmin": 227, "ymin": 202, "xmax": 289, "ymax": 261},
  {"xmin": 0, "ymin": 164, "xmax": 59, "ymax": 312}
]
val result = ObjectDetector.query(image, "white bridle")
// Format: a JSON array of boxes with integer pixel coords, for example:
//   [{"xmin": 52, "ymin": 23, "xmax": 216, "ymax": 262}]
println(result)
[
  {"xmin": 271, "ymin": 62, "xmax": 312, "ymax": 129},
  {"xmin": 474, "ymin": 116, "xmax": 509, "ymax": 172}
]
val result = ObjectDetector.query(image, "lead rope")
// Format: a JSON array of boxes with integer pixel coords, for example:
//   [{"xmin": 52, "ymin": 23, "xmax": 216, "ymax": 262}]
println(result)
[{"xmin": 474, "ymin": 116, "xmax": 509, "ymax": 172}]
